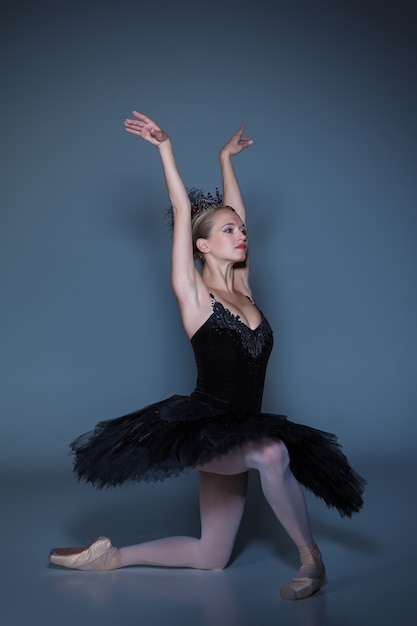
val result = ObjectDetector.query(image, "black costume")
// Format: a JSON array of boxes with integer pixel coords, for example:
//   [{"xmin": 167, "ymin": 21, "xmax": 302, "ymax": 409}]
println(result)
[{"xmin": 71, "ymin": 295, "xmax": 365, "ymax": 517}]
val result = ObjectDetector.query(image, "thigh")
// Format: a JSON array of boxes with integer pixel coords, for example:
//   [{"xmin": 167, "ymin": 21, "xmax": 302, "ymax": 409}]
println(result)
[
  {"xmin": 197, "ymin": 446, "xmax": 250, "ymax": 475},
  {"xmin": 199, "ymin": 471, "xmax": 248, "ymax": 553},
  {"xmin": 196, "ymin": 438, "xmax": 283, "ymax": 475}
]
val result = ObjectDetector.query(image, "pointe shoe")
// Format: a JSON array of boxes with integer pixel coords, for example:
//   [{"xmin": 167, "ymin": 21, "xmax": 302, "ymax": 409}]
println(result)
[
  {"xmin": 280, "ymin": 544, "xmax": 326, "ymax": 600},
  {"xmin": 49, "ymin": 537, "xmax": 119, "ymax": 571}
]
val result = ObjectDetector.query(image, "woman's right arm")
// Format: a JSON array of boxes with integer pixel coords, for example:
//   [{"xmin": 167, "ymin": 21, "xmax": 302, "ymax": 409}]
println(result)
[{"xmin": 124, "ymin": 112, "xmax": 207, "ymax": 331}]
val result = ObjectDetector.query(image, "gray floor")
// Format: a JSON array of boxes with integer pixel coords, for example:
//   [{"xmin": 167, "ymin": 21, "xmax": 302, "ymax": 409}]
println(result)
[{"xmin": 1, "ymin": 455, "xmax": 415, "ymax": 626}]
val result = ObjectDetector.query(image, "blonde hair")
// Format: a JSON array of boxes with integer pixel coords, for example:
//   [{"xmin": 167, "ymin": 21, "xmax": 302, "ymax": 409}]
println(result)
[{"xmin": 192, "ymin": 205, "xmax": 235, "ymax": 263}]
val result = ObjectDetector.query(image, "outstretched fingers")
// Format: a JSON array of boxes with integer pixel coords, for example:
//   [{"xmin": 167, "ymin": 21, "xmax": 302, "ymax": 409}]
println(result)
[
  {"xmin": 124, "ymin": 110, "xmax": 168, "ymax": 144},
  {"xmin": 132, "ymin": 111, "xmax": 153, "ymax": 124}
]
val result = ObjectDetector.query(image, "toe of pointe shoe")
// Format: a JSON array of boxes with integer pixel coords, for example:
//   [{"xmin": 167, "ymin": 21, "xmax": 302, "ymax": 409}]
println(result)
[
  {"xmin": 49, "ymin": 537, "xmax": 112, "ymax": 569},
  {"xmin": 280, "ymin": 570, "xmax": 326, "ymax": 601}
]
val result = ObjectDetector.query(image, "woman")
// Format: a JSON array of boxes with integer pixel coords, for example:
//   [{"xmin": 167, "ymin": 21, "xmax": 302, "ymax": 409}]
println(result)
[{"xmin": 49, "ymin": 112, "xmax": 365, "ymax": 600}]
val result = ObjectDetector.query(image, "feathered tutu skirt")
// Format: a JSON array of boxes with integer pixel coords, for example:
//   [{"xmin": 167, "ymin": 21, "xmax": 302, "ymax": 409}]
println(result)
[{"xmin": 70, "ymin": 393, "xmax": 365, "ymax": 518}]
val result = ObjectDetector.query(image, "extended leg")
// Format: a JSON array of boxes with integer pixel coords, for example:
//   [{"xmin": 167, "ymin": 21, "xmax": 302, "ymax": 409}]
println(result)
[
  {"xmin": 50, "ymin": 470, "xmax": 248, "ymax": 571},
  {"xmin": 119, "ymin": 471, "xmax": 248, "ymax": 569}
]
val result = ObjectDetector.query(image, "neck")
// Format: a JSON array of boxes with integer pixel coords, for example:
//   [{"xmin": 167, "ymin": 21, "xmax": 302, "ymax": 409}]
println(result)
[{"xmin": 202, "ymin": 261, "xmax": 235, "ymax": 294}]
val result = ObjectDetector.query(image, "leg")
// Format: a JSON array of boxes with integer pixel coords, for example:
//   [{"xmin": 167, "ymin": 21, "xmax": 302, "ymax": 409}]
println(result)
[
  {"xmin": 200, "ymin": 440, "xmax": 325, "ymax": 600},
  {"xmin": 199, "ymin": 441, "xmax": 314, "ymax": 548},
  {"xmin": 245, "ymin": 440, "xmax": 325, "ymax": 600},
  {"xmin": 50, "ymin": 469, "xmax": 248, "ymax": 571},
  {"xmin": 119, "ymin": 471, "xmax": 248, "ymax": 569},
  {"xmin": 246, "ymin": 440, "xmax": 314, "ymax": 547}
]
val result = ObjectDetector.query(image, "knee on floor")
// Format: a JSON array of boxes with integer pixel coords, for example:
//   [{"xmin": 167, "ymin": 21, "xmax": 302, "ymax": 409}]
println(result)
[
  {"xmin": 196, "ymin": 553, "xmax": 230, "ymax": 571},
  {"xmin": 195, "ymin": 542, "xmax": 231, "ymax": 571}
]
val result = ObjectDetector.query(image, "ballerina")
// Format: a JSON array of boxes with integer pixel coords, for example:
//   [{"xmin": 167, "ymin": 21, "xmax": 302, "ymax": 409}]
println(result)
[{"xmin": 50, "ymin": 112, "xmax": 365, "ymax": 600}]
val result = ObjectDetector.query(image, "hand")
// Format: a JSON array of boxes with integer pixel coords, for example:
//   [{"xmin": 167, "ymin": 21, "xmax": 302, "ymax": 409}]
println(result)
[
  {"xmin": 124, "ymin": 111, "xmax": 169, "ymax": 145},
  {"xmin": 219, "ymin": 125, "xmax": 253, "ymax": 158}
]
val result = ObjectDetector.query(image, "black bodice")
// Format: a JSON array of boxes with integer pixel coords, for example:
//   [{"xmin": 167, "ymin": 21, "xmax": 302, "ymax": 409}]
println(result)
[{"xmin": 191, "ymin": 299, "xmax": 273, "ymax": 412}]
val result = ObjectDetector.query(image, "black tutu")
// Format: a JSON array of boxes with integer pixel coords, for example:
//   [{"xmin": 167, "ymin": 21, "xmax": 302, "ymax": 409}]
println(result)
[
  {"xmin": 70, "ymin": 298, "xmax": 366, "ymax": 518},
  {"xmin": 71, "ymin": 393, "xmax": 365, "ymax": 518}
]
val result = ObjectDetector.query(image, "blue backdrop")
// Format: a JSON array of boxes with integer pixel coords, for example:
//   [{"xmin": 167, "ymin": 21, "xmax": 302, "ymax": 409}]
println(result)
[{"xmin": 1, "ymin": 0, "xmax": 416, "ymax": 470}]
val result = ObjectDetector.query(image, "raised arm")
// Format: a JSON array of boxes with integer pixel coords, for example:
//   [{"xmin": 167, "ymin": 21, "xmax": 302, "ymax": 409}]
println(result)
[
  {"xmin": 218, "ymin": 125, "xmax": 253, "ymax": 293},
  {"xmin": 124, "ymin": 111, "xmax": 190, "ymax": 223},
  {"xmin": 124, "ymin": 112, "xmax": 206, "ymax": 334},
  {"xmin": 218, "ymin": 125, "xmax": 253, "ymax": 224}
]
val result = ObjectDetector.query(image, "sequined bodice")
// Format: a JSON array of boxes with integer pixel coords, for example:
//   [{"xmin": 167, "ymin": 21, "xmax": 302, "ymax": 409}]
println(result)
[{"xmin": 190, "ymin": 299, "xmax": 273, "ymax": 412}]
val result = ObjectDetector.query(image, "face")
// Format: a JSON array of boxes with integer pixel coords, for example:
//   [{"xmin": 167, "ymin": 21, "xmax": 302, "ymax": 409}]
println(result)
[{"xmin": 197, "ymin": 208, "xmax": 248, "ymax": 263}]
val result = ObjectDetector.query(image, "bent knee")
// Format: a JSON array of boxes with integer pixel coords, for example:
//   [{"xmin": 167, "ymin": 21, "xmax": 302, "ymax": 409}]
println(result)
[
  {"xmin": 197, "ymin": 553, "xmax": 230, "ymax": 571},
  {"xmin": 205, "ymin": 560, "xmax": 229, "ymax": 571},
  {"xmin": 245, "ymin": 439, "xmax": 290, "ymax": 473}
]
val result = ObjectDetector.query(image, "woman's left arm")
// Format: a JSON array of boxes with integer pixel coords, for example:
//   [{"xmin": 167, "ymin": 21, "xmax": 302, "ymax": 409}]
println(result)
[
  {"xmin": 218, "ymin": 125, "xmax": 252, "ymax": 223},
  {"xmin": 219, "ymin": 126, "xmax": 253, "ymax": 292}
]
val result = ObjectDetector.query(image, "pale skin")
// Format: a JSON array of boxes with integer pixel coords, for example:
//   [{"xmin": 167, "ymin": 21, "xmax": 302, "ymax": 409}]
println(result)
[
  {"xmin": 52, "ymin": 114, "xmax": 322, "ymax": 591},
  {"xmin": 125, "ymin": 112, "xmax": 257, "ymax": 338}
]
